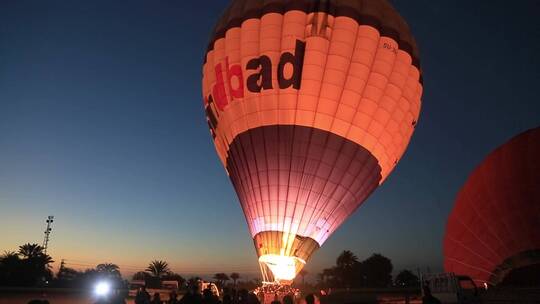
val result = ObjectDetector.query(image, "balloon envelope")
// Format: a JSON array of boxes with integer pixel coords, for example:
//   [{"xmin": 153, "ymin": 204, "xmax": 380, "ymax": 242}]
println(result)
[
  {"xmin": 444, "ymin": 127, "xmax": 540, "ymax": 286},
  {"xmin": 202, "ymin": 0, "xmax": 423, "ymax": 283}
]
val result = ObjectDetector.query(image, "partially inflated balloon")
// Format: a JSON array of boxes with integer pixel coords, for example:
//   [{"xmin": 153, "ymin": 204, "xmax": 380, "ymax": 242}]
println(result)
[
  {"xmin": 444, "ymin": 127, "xmax": 540, "ymax": 287},
  {"xmin": 202, "ymin": 0, "xmax": 422, "ymax": 284}
]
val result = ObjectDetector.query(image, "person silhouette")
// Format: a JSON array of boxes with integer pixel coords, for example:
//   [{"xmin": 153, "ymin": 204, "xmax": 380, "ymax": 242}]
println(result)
[
  {"xmin": 169, "ymin": 291, "xmax": 179, "ymax": 304},
  {"xmin": 136, "ymin": 286, "xmax": 151, "ymax": 304},
  {"xmin": 238, "ymin": 289, "xmax": 249, "ymax": 304},
  {"xmin": 422, "ymin": 283, "xmax": 441, "ymax": 304},
  {"xmin": 270, "ymin": 293, "xmax": 280, "ymax": 304},
  {"xmin": 151, "ymin": 292, "xmax": 162, "ymax": 304},
  {"xmin": 247, "ymin": 292, "xmax": 260, "ymax": 304},
  {"xmin": 180, "ymin": 283, "xmax": 203, "ymax": 304},
  {"xmin": 305, "ymin": 294, "xmax": 316, "ymax": 304},
  {"xmin": 222, "ymin": 294, "xmax": 232, "ymax": 304}
]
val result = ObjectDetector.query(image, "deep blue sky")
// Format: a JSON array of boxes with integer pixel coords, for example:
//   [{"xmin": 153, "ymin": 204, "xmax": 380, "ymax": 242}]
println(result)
[{"xmin": 0, "ymin": 1, "xmax": 538, "ymax": 279}]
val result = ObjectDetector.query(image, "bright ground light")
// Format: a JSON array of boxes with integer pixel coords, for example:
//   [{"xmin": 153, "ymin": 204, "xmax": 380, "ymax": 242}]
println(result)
[{"xmin": 94, "ymin": 281, "xmax": 111, "ymax": 296}]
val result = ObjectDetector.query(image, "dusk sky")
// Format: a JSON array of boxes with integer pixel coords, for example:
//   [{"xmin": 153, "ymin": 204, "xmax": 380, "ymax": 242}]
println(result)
[{"xmin": 1, "ymin": 1, "xmax": 538, "ymax": 280}]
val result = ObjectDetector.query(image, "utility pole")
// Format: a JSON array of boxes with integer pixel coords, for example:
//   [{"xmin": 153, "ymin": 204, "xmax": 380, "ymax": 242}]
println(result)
[{"xmin": 42, "ymin": 215, "xmax": 54, "ymax": 254}]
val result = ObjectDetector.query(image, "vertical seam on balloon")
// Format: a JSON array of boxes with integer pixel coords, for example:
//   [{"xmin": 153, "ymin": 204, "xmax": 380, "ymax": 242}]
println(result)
[
  {"xmin": 279, "ymin": 13, "xmax": 296, "ymax": 256},
  {"xmin": 285, "ymin": 10, "xmax": 311, "ymax": 252},
  {"xmin": 292, "ymin": 9, "xmax": 335, "ymax": 244},
  {"xmin": 360, "ymin": 37, "xmax": 395, "ymax": 182},
  {"xmin": 324, "ymin": 150, "xmax": 380, "ymax": 243},
  {"xmin": 247, "ymin": 14, "xmax": 268, "ymax": 245},
  {"xmin": 307, "ymin": 16, "xmax": 363, "ymax": 242},
  {"xmin": 376, "ymin": 44, "xmax": 406, "ymax": 180},
  {"xmin": 274, "ymin": 9, "xmax": 286, "ymax": 255},
  {"xmin": 290, "ymin": 6, "xmax": 331, "ymax": 243},
  {"xmin": 284, "ymin": 8, "xmax": 318, "ymax": 245},
  {"xmin": 304, "ymin": 9, "xmax": 379, "ymax": 243},
  {"xmin": 256, "ymin": 12, "xmax": 275, "ymax": 265},
  {"xmin": 245, "ymin": 16, "xmax": 268, "ymax": 241}
]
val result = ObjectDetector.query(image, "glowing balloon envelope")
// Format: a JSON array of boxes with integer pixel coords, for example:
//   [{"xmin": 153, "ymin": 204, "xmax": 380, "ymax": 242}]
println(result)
[{"xmin": 202, "ymin": 0, "xmax": 423, "ymax": 284}]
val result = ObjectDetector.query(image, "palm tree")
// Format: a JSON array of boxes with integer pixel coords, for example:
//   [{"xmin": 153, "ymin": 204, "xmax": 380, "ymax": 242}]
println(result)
[
  {"xmin": 146, "ymin": 260, "xmax": 170, "ymax": 278},
  {"xmin": 13, "ymin": 244, "xmax": 53, "ymax": 286},
  {"xmin": 17, "ymin": 243, "xmax": 54, "ymax": 269},
  {"xmin": 0, "ymin": 251, "xmax": 21, "ymax": 284},
  {"xmin": 18, "ymin": 243, "xmax": 44, "ymax": 259},
  {"xmin": 336, "ymin": 250, "xmax": 358, "ymax": 268},
  {"xmin": 96, "ymin": 263, "xmax": 121, "ymax": 278},
  {"xmin": 230, "ymin": 272, "xmax": 240, "ymax": 286},
  {"xmin": 1, "ymin": 251, "xmax": 20, "ymax": 261},
  {"xmin": 299, "ymin": 269, "xmax": 308, "ymax": 286},
  {"xmin": 335, "ymin": 250, "xmax": 358, "ymax": 287}
]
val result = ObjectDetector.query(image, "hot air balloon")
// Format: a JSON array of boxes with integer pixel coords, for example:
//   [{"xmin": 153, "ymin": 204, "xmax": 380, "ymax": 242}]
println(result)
[
  {"xmin": 444, "ymin": 127, "xmax": 540, "ymax": 287},
  {"xmin": 202, "ymin": 0, "xmax": 423, "ymax": 284}
]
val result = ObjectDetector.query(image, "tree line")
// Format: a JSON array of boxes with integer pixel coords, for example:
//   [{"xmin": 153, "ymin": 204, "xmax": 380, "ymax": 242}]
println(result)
[
  {"xmin": 316, "ymin": 250, "xmax": 420, "ymax": 289},
  {"xmin": 0, "ymin": 244, "xmax": 258, "ymax": 290},
  {"xmin": 1, "ymin": 244, "xmax": 419, "ymax": 290}
]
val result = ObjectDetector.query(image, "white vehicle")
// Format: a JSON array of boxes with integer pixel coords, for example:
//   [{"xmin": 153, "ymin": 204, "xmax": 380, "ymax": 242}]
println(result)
[{"xmin": 421, "ymin": 273, "xmax": 480, "ymax": 304}]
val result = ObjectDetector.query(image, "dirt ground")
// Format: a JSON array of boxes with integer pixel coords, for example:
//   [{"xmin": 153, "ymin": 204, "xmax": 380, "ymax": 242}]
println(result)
[
  {"xmin": 0, "ymin": 293, "xmax": 141, "ymax": 304},
  {"xmin": 0, "ymin": 292, "xmax": 422, "ymax": 304}
]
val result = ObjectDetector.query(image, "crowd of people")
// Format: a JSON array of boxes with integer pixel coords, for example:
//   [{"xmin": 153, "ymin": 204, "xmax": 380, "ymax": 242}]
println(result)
[
  {"xmin": 24, "ymin": 283, "xmax": 319, "ymax": 304},
  {"xmin": 133, "ymin": 284, "xmax": 318, "ymax": 304}
]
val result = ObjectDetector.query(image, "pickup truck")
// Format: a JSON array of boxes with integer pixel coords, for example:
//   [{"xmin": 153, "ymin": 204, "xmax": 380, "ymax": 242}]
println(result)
[{"xmin": 421, "ymin": 273, "xmax": 480, "ymax": 304}]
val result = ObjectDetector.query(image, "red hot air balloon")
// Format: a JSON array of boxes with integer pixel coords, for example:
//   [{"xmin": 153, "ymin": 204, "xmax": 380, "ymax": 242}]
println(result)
[
  {"xmin": 202, "ymin": 0, "xmax": 423, "ymax": 284},
  {"xmin": 444, "ymin": 127, "xmax": 540, "ymax": 287}
]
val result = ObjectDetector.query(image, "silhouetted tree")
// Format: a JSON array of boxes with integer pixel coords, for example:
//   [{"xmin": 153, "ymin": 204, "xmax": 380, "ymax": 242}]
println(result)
[
  {"xmin": 230, "ymin": 272, "xmax": 240, "ymax": 286},
  {"xmin": 361, "ymin": 254, "xmax": 393, "ymax": 287},
  {"xmin": 395, "ymin": 270, "xmax": 419, "ymax": 288},
  {"xmin": 57, "ymin": 266, "xmax": 80, "ymax": 281},
  {"xmin": 0, "ymin": 251, "xmax": 22, "ymax": 285},
  {"xmin": 213, "ymin": 273, "xmax": 229, "ymax": 288},
  {"xmin": 187, "ymin": 276, "xmax": 202, "ymax": 289},
  {"xmin": 164, "ymin": 272, "xmax": 185, "ymax": 286},
  {"xmin": 337, "ymin": 250, "xmax": 358, "ymax": 268},
  {"xmin": 17, "ymin": 243, "xmax": 54, "ymax": 286},
  {"xmin": 335, "ymin": 250, "xmax": 359, "ymax": 287},
  {"xmin": 96, "ymin": 263, "xmax": 121, "ymax": 278},
  {"xmin": 54, "ymin": 265, "xmax": 83, "ymax": 288},
  {"xmin": 146, "ymin": 260, "xmax": 170, "ymax": 278},
  {"xmin": 18, "ymin": 244, "xmax": 44, "ymax": 259},
  {"xmin": 133, "ymin": 271, "xmax": 150, "ymax": 280}
]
